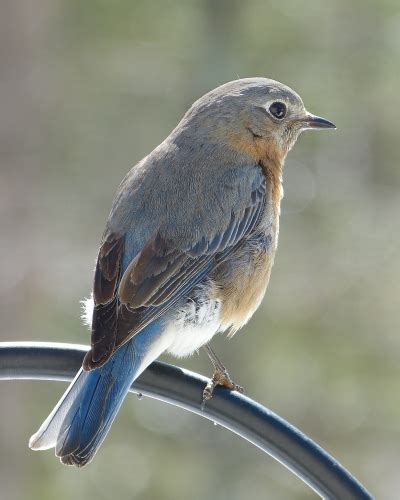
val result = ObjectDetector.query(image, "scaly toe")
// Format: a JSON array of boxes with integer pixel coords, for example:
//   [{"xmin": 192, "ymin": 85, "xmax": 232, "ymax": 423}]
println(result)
[
  {"xmin": 233, "ymin": 384, "xmax": 244, "ymax": 394},
  {"xmin": 201, "ymin": 369, "xmax": 244, "ymax": 410}
]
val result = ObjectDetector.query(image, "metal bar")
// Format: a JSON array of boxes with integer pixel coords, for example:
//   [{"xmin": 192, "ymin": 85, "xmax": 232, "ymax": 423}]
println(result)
[{"xmin": 0, "ymin": 342, "xmax": 373, "ymax": 499}]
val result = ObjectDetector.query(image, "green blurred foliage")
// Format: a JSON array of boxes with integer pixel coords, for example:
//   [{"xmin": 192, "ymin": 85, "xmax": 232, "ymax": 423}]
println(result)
[{"xmin": 1, "ymin": 0, "xmax": 399, "ymax": 498}]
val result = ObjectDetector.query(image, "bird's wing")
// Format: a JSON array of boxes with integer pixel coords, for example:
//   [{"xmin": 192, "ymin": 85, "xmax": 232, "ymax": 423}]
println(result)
[{"xmin": 83, "ymin": 165, "xmax": 267, "ymax": 370}]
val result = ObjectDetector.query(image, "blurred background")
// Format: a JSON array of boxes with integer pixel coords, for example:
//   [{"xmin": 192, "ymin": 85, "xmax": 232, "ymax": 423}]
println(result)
[{"xmin": 1, "ymin": 0, "xmax": 399, "ymax": 498}]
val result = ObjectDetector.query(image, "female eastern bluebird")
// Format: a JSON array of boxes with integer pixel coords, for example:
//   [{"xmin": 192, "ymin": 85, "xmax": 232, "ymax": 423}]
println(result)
[{"xmin": 29, "ymin": 78, "xmax": 335, "ymax": 466}]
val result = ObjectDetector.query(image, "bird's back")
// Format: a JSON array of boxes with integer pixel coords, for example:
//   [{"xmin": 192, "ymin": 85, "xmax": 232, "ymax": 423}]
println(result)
[{"xmin": 105, "ymin": 136, "xmax": 271, "ymax": 275}]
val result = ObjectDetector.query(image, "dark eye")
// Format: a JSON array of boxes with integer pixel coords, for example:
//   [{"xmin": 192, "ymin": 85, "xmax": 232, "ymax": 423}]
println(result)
[{"xmin": 269, "ymin": 101, "xmax": 287, "ymax": 119}]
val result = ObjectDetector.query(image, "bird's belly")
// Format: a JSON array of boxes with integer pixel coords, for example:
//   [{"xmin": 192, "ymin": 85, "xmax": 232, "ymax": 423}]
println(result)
[
  {"xmin": 164, "ymin": 283, "xmax": 222, "ymax": 358},
  {"xmin": 215, "ymin": 235, "xmax": 275, "ymax": 334},
  {"xmin": 164, "ymin": 233, "xmax": 276, "ymax": 357}
]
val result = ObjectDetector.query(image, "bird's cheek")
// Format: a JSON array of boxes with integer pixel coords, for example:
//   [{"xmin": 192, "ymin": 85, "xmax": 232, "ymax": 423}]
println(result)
[{"xmin": 282, "ymin": 126, "xmax": 301, "ymax": 153}]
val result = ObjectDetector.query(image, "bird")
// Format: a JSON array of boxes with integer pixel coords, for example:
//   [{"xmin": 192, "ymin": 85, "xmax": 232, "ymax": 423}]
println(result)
[{"xmin": 29, "ymin": 77, "xmax": 335, "ymax": 467}]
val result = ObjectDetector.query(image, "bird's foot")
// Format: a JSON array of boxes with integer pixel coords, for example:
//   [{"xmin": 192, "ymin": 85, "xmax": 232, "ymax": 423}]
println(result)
[{"xmin": 201, "ymin": 368, "xmax": 244, "ymax": 410}]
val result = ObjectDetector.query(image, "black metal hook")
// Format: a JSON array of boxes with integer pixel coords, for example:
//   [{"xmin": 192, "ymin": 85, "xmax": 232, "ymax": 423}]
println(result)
[{"xmin": 0, "ymin": 342, "xmax": 373, "ymax": 499}]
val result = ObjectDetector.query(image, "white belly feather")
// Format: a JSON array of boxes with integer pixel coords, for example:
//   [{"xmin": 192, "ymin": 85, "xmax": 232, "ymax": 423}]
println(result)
[
  {"xmin": 82, "ymin": 285, "xmax": 222, "ymax": 360},
  {"xmin": 165, "ymin": 294, "xmax": 221, "ymax": 358}
]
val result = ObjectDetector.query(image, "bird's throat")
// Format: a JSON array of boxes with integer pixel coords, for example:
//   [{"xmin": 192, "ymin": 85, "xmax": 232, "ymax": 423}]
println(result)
[{"xmin": 260, "ymin": 142, "xmax": 284, "ymax": 216}]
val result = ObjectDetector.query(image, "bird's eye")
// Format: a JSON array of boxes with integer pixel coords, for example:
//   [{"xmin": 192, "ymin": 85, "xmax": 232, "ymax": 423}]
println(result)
[{"xmin": 269, "ymin": 101, "xmax": 287, "ymax": 120}]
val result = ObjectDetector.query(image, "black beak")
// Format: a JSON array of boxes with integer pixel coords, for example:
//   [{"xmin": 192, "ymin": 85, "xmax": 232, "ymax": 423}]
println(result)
[{"xmin": 302, "ymin": 113, "xmax": 336, "ymax": 130}]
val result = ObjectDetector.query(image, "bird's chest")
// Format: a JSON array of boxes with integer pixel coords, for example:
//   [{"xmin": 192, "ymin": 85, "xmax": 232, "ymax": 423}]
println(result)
[{"xmin": 214, "ymin": 200, "xmax": 280, "ymax": 334}]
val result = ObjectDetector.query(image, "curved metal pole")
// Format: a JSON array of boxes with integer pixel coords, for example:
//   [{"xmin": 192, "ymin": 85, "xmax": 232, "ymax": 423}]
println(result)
[{"xmin": 0, "ymin": 342, "xmax": 373, "ymax": 499}]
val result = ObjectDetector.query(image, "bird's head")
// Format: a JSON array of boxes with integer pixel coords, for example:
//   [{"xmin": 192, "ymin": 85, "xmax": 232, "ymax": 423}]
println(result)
[{"xmin": 179, "ymin": 78, "xmax": 335, "ymax": 165}]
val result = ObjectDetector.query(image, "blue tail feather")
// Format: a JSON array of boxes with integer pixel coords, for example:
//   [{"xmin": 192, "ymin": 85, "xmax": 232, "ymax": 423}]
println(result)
[
  {"xmin": 56, "ymin": 339, "xmax": 137, "ymax": 466},
  {"xmin": 30, "ymin": 320, "xmax": 168, "ymax": 467}
]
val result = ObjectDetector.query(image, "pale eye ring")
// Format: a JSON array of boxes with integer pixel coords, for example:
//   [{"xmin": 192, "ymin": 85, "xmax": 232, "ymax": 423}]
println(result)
[{"xmin": 269, "ymin": 101, "xmax": 287, "ymax": 120}]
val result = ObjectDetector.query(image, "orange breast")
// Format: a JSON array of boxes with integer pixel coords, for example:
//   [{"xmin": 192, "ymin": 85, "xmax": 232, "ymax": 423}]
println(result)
[
  {"xmin": 213, "ymin": 228, "xmax": 277, "ymax": 336},
  {"xmin": 215, "ymin": 138, "xmax": 284, "ymax": 335}
]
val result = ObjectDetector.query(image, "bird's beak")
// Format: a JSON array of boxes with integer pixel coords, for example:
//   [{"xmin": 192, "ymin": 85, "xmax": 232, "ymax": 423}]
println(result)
[{"xmin": 301, "ymin": 113, "xmax": 336, "ymax": 130}]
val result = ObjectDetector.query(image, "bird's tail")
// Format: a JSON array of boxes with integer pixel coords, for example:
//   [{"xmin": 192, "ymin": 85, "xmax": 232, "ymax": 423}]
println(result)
[{"xmin": 29, "ymin": 321, "xmax": 168, "ymax": 467}]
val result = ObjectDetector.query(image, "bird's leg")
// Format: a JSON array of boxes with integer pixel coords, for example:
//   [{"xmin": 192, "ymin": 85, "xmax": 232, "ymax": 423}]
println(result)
[{"xmin": 201, "ymin": 343, "xmax": 244, "ymax": 410}]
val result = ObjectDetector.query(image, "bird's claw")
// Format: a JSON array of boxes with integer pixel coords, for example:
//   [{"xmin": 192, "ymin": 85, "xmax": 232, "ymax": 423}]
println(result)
[{"xmin": 201, "ymin": 368, "xmax": 244, "ymax": 410}]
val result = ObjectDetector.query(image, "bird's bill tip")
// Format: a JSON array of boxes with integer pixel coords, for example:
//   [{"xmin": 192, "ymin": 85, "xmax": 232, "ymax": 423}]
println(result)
[{"xmin": 302, "ymin": 113, "xmax": 336, "ymax": 130}]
